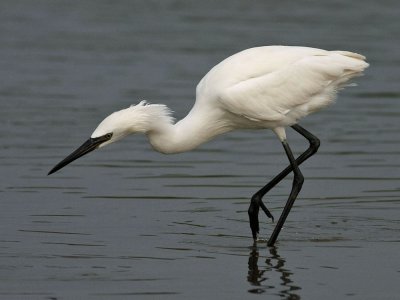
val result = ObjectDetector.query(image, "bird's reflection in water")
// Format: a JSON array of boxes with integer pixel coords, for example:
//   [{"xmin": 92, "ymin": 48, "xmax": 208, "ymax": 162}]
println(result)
[{"xmin": 247, "ymin": 244, "xmax": 301, "ymax": 299}]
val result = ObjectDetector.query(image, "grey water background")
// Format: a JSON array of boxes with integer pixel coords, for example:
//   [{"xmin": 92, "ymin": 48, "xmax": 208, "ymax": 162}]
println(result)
[{"xmin": 0, "ymin": 0, "xmax": 399, "ymax": 299}]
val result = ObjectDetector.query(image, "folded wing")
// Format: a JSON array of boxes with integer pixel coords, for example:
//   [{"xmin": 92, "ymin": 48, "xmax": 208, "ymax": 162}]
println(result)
[{"xmin": 218, "ymin": 50, "xmax": 368, "ymax": 124}]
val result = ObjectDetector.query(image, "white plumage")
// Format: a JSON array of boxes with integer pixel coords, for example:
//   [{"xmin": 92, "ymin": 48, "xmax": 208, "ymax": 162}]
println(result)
[
  {"xmin": 49, "ymin": 45, "xmax": 368, "ymax": 246},
  {"xmin": 89, "ymin": 46, "xmax": 367, "ymax": 153},
  {"xmin": 196, "ymin": 46, "xmax": 368, "ymax": 139}
]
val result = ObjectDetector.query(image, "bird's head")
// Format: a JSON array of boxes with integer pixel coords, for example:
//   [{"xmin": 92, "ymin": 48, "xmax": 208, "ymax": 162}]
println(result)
[{"xmin": 48, "ymin": 101, "xmax": 174, "ymax": 175}]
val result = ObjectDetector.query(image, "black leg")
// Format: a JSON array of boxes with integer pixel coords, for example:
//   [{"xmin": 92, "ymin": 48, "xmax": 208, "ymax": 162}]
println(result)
[
  {"xmin": 267, "ymin": 140, "xmax": 303, "ymax": 246},
  {"xmin": 248, "ymin": 124, "xmax": 320, "ymax": 242}
]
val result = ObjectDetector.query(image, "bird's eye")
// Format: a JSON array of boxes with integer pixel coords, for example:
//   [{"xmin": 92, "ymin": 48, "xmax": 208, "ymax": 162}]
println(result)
[{"xmin": 105, "ymin": 133, "xmax": 113, "ymax": 139}]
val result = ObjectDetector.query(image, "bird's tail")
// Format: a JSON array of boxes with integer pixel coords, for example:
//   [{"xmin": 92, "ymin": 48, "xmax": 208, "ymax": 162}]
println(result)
[
  {"xmin": 332, "ymin": 51, "xmax": 367, "ymax": 61},
  {"xmin": 331, "ymin": 51, "xmax": 369, "ymax": 88}
]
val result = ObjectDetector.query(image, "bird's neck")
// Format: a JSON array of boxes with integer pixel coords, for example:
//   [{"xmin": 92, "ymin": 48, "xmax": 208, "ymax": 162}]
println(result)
[{"xmin": 146, "ymin": 105, "xmax": 232, "ymax": 154}]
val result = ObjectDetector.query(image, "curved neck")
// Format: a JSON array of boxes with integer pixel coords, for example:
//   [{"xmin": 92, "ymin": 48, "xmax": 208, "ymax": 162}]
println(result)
[{"xmin": 146, "ymin": 106, "xmax": 232, "ymax": 154}]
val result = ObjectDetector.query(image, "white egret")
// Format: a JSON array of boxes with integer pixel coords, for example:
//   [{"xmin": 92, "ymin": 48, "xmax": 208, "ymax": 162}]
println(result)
[{"xmin": 48, "ymin": 46, "xmax": 368, "ymax": 246}]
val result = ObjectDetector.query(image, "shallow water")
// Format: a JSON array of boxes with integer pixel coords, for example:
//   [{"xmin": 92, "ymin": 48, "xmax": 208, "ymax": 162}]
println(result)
[{"xmin": 1, "ymin": 0, "xmax": 399, "ymax": 299}]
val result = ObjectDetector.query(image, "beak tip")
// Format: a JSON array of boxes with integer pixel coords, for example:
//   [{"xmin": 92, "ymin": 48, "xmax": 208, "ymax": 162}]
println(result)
[{"xmin": 47, "ymin": 166, "xmax": 58, "ymax": 176}]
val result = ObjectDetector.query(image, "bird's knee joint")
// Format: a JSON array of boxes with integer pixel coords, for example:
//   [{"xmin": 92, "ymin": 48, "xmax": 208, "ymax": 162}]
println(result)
[{"xmin": 310, "ymin": 137, "xmax": 320, "ymax": 151}]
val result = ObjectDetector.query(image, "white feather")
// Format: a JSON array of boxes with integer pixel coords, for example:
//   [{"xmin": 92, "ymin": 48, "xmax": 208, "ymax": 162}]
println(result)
[{"xmin": 90, "ymin": 46, "xmax": 368, "ymax": 151}]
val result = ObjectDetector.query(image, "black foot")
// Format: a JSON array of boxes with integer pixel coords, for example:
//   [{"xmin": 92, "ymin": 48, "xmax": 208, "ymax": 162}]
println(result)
[
  {"xmin": 248, "ymin": 201, "xmax": 259, "ymax": 241},
  {"xmin": 248, "ymin": 194, "xmax": 274, "ymax": 241}
]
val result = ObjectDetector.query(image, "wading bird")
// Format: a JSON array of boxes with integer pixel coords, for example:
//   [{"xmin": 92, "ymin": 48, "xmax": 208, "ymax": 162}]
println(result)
[{"xmin": 48, "ymin": 46, "xmax": 368, "ymax": 246}]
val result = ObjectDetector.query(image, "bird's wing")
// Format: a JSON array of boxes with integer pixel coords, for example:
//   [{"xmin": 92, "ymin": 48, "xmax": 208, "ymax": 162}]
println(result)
[{"xmin": 218, "ymin": 52, "xmax": 367, "ymax": 123}]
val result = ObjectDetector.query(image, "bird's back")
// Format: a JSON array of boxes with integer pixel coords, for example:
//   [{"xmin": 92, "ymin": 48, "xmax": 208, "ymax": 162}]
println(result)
[{"xmin": 195, "ymin": 46, "xmax": 368, "ymax": 128}]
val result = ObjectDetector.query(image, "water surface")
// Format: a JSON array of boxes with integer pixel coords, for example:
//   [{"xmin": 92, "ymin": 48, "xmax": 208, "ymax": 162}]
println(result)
[{"xmin": 0, "ymin": 1, "xmax": 399, "ymax": 299}]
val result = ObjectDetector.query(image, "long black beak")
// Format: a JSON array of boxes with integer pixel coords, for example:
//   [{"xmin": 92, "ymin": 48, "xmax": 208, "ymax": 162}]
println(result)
[{"xmin": 48, "ymin": 133, "xmax": 112, "ymax": 175}]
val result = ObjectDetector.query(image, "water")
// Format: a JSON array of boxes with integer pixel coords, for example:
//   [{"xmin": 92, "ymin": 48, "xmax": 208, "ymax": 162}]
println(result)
[{"xmin": 1, "ymin": 0, "xmax": 399, "ymax": 299}]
